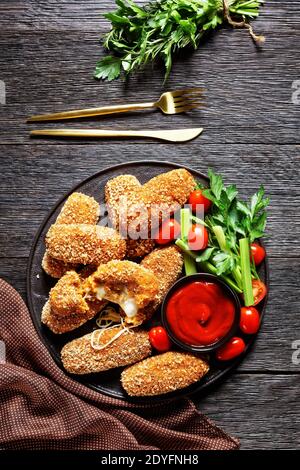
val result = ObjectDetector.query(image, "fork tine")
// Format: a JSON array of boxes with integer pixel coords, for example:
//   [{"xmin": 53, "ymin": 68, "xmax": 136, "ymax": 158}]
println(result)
[
  {"xmin": 174, "ymin": 99, "xmax": 206, "ymax": 107},
  {"xmin": 174, "ymin": 103, "xmax": 205, "ymax": 113},
  {"xmin": 173, "ymin": 95, "xmax": 205, "ymax": 104},
  {"xmin": 169, "ymin": 87, "xmax": 205, "ymax": 98},
  {"xmin": 173, "ymin": 91, "xmax": 205, "ymax": 101}
]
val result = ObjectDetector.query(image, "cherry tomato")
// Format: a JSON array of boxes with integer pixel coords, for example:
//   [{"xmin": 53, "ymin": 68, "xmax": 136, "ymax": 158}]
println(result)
[
  {"xmin": 251, "ymin": 279, "xmax": 267, "ymax": 306},
  {"xmin": 149, "ymin": 326, "xmax": 172, "ymax": 352},
  {"xmin": 240, "ymin": 307, "xmax": 260, "ymax": 334},
  {"xmin": 187, "ymin": 224, "xmax": 208, "ymax": 251},
  {"xmin": 154, "ymin": 218, "xmax": 181, "ymax": 245},
  {"xmin": 188, "ymin": 189, "xmax": 212, "ymax": 213},
  {"xmin": 216, "ymin": 337, "xmax": 246, "ymax": 361},
  {"xmin": 250, "ymin": 243, "xmax": 266, "ymax": 265}
]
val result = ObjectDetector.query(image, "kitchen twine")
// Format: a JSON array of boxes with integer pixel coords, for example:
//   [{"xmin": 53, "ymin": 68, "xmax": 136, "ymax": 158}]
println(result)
[{"xmin": 223, "ymin": 0, "xmax": 265, "ymax": 44}]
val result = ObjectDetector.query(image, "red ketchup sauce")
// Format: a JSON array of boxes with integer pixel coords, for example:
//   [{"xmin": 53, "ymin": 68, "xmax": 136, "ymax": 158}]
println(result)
[{"xmin": 166, "ymin": 281, "xmax": 235, "ymax": 346}]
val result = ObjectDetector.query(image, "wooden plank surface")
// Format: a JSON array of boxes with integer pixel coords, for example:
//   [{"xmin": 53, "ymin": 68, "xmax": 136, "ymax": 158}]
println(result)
[{"xmin": 0, "ymin": 0, "xmax": 299, "ymax": 450}]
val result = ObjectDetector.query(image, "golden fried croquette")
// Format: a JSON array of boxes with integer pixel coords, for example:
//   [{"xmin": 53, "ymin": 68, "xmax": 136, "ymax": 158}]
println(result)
[
  {"xmin": 61, "ymin": 328, "xmax": 151, "ymax": 374},
  {"xmin": 49, "ymin": 271, "xmax": 86, "ymax": 316},
  {"xmin": 105, "ymin": 174, "xmax": 155, "ymax": 259},
  {"xmin": 55, "ymin": 192, "xmax": 100, "ymax": 225},
  {"xmin": 125, "ymin": 246, "xmax": 183, "ymax": 325},
  {"xmin": 125, "ymin": 239, "xmax": 155, "ymax": 259},
  {"xmin": 42, "ymin": 252, "xmax": 77, "ymax": 279},
  {"xmin": 141, "ymin": 245, "xmax": 183, "ymax": 305},
  {"xmin": 46, "ymin": 224, "xmax": 126, "ymax": 265},
  {"xmin": 105, "ymin": 175, "xmax": 141, "ymax": 230},
  {"xmin": 107, "ymin": 169, "xmax": 195, "ymax": 238},
  {"xmin": 85, "ymin": 260, "xmax": 159, "ymax": 322},
  {"xmin": 121, "ymin": 352, "xmax": 209, "ymax": 396},
  {"xmin": 42, "ymin": 192, "xmax": 100, "ymax": 278},
  {"xmin": 48, "ymin": 270, "xmax": 102, "ymax": 319},
  {"xmin": 142, "ymin": 169, "xmax": 195, "ymax": 207},
  {"xmin": 41, "ymin": 300, "xmax": 106, "ymax": 334}
]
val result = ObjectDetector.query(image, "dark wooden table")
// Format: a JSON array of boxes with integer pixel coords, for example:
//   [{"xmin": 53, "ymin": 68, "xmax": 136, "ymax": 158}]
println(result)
[{"xmin": 0, "ymin": 0, "xmax": 299, "ymax": 450}]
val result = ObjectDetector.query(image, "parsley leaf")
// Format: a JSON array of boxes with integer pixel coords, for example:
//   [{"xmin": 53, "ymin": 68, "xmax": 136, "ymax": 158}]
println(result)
[{"xmin": 94, "ymin": 56, "xmax": 122, "ymax": 81}]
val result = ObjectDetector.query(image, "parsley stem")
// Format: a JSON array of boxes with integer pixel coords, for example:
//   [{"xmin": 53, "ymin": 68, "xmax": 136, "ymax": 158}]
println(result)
[{"xmin": 239, "ymin": 238, "xmax": 254, "ymax": 306}]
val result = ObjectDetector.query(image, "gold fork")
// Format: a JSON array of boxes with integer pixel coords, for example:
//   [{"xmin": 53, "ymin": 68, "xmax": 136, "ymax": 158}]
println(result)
[{"xmin": 27, "ymin": 88, "xmax": 205, "ymax": 122}]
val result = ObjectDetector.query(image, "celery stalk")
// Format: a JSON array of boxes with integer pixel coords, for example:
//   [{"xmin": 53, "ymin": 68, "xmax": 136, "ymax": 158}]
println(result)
[
  {"xmin": 199, "ymin": 261, "xmax": 243, "ymax": 294},
  {"xmin": 212, "ymin": 225, "xmax": 227, "ymax": 251},
  {"xmin": 239, "ymin": 238, "xmax": 254, "ymax": 306},
  {"xmin": 179, "ymin": 208, "xmax": 197, "ymax": 275},
  {"xmin": 175, "ymin": 239, "xmax": 197, "ymax": 260}
]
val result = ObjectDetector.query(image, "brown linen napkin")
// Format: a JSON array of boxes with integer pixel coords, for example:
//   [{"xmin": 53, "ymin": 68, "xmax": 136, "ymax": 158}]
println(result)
[{"xmin": 0, "ymin": 278, "xmax": 239, "ymax": 450}]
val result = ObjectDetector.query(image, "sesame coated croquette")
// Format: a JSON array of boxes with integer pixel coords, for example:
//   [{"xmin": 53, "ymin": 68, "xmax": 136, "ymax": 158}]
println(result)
[
  {"xmin": 125, "ymin": 245, "xmax": 183, "ymax": 325},
  {"xmin": 85, "ymin": 260, "xmax": 159, "ymax": 322},
  {"xmin": 121, "ymin": 352, "xmax": 209, "ymax": 396},
  {"xmin": 105, "ymin": 174, "xmax": 155, "ymax": 258},
  {"xmin": 61, "ymin": 328, "xmax": 151, "ymax": 374},
  {"xmin": 107, "ymin": 169, "xmax": 195, "ymax": 237},
  {"xmin": 42, "ymin": 192, "xmax": 100, "ymax": 278},
  {"xmin": 49, "ymin": 270, "xmax": 103, "ymax": 318},
  {"xmin": 105, "ymin": 174, "xmax": 141, "ymax": 230},
  {"xmin": 55, "ymin": 192, "xmax": 100, "ymax": 225},
  {"xmin": 41, "ymin": 299, "xmax": 106, "ymax": 334},
  {"xmin": 42, "ymin": 251, "xmax": 77, "ymax": 279},
  {"xmin": 46, "ymin": 224, "xmax": 126, "ymax": 265},
  {"xmin": 142, "ymin": 168, "xmax": 195, "ymax": 207}
]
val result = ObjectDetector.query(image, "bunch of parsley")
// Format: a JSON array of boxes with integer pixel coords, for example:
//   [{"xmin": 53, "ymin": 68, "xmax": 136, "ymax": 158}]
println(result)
[
  {"xmin": 197, "ymin": 170, "xmax": 269, "ymax": 303},
  {"xmin": 95, "ymin": 0, "xmax": 264, "ymax": 81},
  {"xmin": 176, "ymin": 169, "xmax": 269, "ymax": 305}
]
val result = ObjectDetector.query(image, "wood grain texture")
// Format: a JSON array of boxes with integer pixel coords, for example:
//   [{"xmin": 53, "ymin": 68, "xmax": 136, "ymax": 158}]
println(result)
[{"xmin": 0, "ymin": 0, "xmax": 299, "ymax": 450}]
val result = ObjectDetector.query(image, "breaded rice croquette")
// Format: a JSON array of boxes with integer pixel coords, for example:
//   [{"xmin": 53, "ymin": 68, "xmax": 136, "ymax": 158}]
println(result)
[
  {"xmin": 108, "ymin": 169, "xmax": 195, "ymax": 236},
  {"xmin": 105, "ymin": 174, "xmax": 155, "ymax": 259},
  {"xmin": 125, "ymin": 239, "xmax": 155, "ymax": 259},
  {"xmin": 41, "ymin": 300, "xmax": 106, "ymax": 334},
  {"xmin": 121, "ymin": 352, "xmax": 209, "ymax": 396},
  {"xmin": 142, "ymin": 169, "xmax": 195, "ymax": 207},
  {"xmin": 105, "ymin": 174, "xmax": 141, "ymax": 229},
  {"xmin": 55, "ymin": 192, "xmax": 100, "ymax": 225},
  {"xmin": 42, "ymin": 252, "xmax": 77, "ymax": 279},
  {"xmin": 46, "ymin": 224, "xmax": 126, "ymax": 265},
  {"xmin": 42, "ymin": 192, "xmax": 100, "ymax": 278},
  {"xmin": 85, "ymin": 260, "xmax": 159, "ymax": 321},
  {"xmin": 61, "ymin": 328, "xmax": 151, "ymax": 374},
  {"xmin": 49, "ymin": 270, "xmax": 103, "ymax": 318},
  {"xmin": 125, "ymin": 246, "xmax": 183, "ymax": 325},
  {"xmin": 49, "ymin": 271, "xmax": 86, "ymax": 316},
  {"xmin": 141, "ymin": 246, "xmax": 183, "ymax": 305}
]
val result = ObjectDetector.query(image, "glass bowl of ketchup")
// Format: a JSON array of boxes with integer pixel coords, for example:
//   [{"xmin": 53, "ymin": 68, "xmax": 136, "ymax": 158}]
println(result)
[{"xmin": 161, "ymin": 273, "xmax": 241, "ymax": 353}]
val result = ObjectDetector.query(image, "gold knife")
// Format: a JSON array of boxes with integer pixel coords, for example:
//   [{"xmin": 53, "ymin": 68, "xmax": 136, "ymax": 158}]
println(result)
[{"xmin": 30, "ymin": 128, "xmax": 203, "ymax": 143}]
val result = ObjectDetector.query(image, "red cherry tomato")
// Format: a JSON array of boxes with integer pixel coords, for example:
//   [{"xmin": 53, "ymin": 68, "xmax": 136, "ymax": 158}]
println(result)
[
  {"xmin": 154, "ymin": 218, "xmax": 181, "ymax": 245},
  {"xmin": 250, "ymin": 243, "xmax": 266, "ymax": 265},
  {"xmin": 240, "ymin": 307, "xmax": 260, "ymax": 334},
  {"xmin": 251, "ymin": 279, "xmax": 267, "ymax": 306},
  {"xmin": 149, "ymin": 326, "xmax": 172, "ymax": 352},
  {"xmin": 216, "ymin": 337, "xmax": 246, "ymax": 361},
  {"xmin": 187, "ymin": 224, "xmax": 208, "ymax": 251},
  {"xmin": 188, "ymin": 189, "xmax": 212, "ymax": 213}
]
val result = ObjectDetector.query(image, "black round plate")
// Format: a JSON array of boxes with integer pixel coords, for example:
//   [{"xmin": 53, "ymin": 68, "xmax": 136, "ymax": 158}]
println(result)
[{"xmin": 27, "ymin": 161, "xmax": 269, "ymax": 402}]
